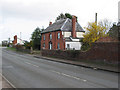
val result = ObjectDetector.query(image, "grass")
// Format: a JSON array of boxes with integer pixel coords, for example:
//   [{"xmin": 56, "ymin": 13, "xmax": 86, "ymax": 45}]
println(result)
[{"xmin": 7, "ymin": 47, "xmax": 16, "ymax": 51}]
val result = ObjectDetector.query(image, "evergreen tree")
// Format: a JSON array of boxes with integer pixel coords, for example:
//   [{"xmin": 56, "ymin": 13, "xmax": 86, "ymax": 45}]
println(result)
[{"xmin": 31, "ymin": 27, "xmax": 41, "ymax": 50}]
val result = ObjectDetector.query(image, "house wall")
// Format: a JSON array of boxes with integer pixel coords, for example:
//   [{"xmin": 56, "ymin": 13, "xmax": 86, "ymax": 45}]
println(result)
[
  {"xmin": 65, "ymin": 42, "xmax": 82, "ymax": 50},
  {"xmin": 41, "ymin": 31, "xmax": 65, "ymax": 50},
  {"xmin": 63, "ymin": 32, "xmax": 71, "ymax": 37},
  {"xmin": 76, "ymin": 32, "xmax": 85, "ymax": 38},
  {"xmin": 63, "ymin": 31, "xmax": 84, "ymax": 38}
]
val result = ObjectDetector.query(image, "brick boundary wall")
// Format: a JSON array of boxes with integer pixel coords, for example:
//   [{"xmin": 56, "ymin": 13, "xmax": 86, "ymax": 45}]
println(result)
[{"xmin": 41, "ymin": 42, "xmax": 120, "ymax": 64}]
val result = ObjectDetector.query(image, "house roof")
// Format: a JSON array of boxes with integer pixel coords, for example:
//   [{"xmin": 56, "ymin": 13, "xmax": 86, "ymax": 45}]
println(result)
[{"xmin": 41, "ymin": 18, "xmax": 85, "ymax": 33}]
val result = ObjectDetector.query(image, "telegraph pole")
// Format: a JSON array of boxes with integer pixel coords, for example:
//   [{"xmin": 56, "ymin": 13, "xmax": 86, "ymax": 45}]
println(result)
[
  {"xmin": 118, "ymin": 1, "xmax": 120, "ymax": 22},
  {"xmin": 8, "ymin": 38, "xmax": 10, "ymax": 47},
  {"xmin": 20, "ymin": 32, "xmax": 21, "ymax": 44},
  {"xmin": 95, "ymin": 13, "xmax": 97, "ymax": 25}
]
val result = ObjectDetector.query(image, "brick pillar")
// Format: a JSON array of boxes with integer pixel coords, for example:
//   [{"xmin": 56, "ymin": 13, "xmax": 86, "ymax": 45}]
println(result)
[{"xmin": 72, "ymin": 15, "xmax": 76, "ymax": 38}]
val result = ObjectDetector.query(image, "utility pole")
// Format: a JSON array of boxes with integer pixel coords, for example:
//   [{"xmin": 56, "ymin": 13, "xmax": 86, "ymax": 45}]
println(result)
[
  {"xmin": 95, "ymin": 13, "xmax": 97, "ymax": 25},
  {"xmin": 118, "ymin": 1, "xmax": 120, "ymax": 22},
  {"xmin": 8, "ymin": 38, "xmax": 10, "ymax": 47},
  {"xmin": 20, "ymin": 32, "xmax": 21, "ymax": 44}
]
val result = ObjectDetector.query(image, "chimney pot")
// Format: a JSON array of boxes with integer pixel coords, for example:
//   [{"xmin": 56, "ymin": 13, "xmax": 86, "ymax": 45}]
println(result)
[{"xmin": 49, "ymin": 22, "xmax": 52, "ymax": 26}]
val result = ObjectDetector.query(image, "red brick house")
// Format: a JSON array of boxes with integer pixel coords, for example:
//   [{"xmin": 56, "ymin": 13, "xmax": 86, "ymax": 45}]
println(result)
[{"xmin": 41, "ymin": 16, "xmax": 85, "ymax": 50}]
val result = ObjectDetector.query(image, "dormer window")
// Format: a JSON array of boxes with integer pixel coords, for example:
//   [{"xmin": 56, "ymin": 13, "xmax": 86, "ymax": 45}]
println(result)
[{"xmin": 50, "ymin": 33, "xmax": 52, "ymax": 40}]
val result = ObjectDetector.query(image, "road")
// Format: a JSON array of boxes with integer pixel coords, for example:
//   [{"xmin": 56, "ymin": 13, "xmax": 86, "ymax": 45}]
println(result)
[{"xmin": 1, "ymin": 48, "xmax": 118, "ymax": 88}]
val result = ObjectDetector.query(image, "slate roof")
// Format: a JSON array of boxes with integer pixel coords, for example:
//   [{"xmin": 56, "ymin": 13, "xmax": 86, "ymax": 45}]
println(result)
[{"xmin": 41, "ymin": 18, "xmax": 85, "ymax": 33}]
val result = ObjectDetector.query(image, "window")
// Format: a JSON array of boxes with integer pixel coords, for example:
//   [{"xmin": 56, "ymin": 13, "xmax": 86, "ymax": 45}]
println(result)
[
  {"xmin": 49, "ymin": 42, "xmax": 52, "ymax": 50},
  {"xmin": 58, "ymin": 33, "xmax": 60, "ymax": 39},
  {"xmin": 43, "ymin": 35, "xmax": 45, "ymax": 41},
  {"xmin": 50, "ymin": 34, "xmax": 52, "ymax": 40},
  {"xmin": 57, "ymin": 43, "xmax": 60, "ymax": 49},
  {"xmin": 67, "ymin": 44, "xmax": 70, "ymax": 50},
  {"xmin": 43, "ymin": 43, "xmax": 45, "ymax": 48}
]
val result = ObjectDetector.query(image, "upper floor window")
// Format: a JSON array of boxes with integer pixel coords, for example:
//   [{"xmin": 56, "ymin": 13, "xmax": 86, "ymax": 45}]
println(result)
[
  {"xmin": 50, "ymin": 33, "xmax": 52, "ymax": 40},
  {"xmin": 58, "ymin": 32, "xmax": 60, "ymax": 39},
  {"xmin": 43, "ymin": 35, "xmax": 45, "ymax": 41}
]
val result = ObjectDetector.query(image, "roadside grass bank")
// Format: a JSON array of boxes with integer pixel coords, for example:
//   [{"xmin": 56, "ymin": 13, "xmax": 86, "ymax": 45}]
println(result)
[{"xmin": 7, "ymin": 47, "xmax": 16, "ymax": 51}]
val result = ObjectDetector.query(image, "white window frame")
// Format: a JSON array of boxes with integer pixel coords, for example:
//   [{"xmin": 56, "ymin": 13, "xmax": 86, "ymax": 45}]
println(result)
[
  {"xmin": 50, "ymin": 34, "xmax": 52, "ymax": 40},
  {"xmin": 58, "ymin": 33, "xmax": 60, "ymax": 39}
]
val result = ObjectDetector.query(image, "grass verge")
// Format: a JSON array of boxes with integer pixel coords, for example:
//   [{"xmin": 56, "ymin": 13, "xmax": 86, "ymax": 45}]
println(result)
[{"xmin": 7, "ymin": 47, "xmax": 16, "ymax": 51}]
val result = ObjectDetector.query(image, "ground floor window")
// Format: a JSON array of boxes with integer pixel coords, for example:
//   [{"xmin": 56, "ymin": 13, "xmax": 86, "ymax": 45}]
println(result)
[
  {"xmin": 49, "ymin": 42, "xmax": 52, "ymax": 50},
  {"xmin": 67, "ymin": 44, "xmax": 70, "ymax": 49},
  {"xmin": 43, "ymin": 43, "xmax": 45, "ymax": 48},
  {"xmin": 57, "ymin": 43, "xmax": 60, "ymax": 49}
]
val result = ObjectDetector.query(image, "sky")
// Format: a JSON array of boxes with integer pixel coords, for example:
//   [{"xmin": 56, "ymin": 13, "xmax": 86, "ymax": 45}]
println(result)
[{"xmin": 0, "ymin": 0, "xmax": 119, "ymax": 43}]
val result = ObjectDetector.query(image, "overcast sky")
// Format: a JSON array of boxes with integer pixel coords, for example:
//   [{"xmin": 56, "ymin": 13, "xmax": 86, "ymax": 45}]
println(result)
[{"xmin": 0, "ymin": 0, "xmax": 119, "ymax": 42}]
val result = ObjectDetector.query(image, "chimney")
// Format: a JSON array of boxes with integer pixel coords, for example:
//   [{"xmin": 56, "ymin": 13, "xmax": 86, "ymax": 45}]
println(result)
[
  {"xmin": 13, "ymin": 35, "xmax": 17, "ymax": 45},
  {"xmin": 72, "ymin": 15, "xmax": 76, "ymax": 38},
  {"xmin": 49, "ymin": 22, "xmax": 52, "ymax": 26}
]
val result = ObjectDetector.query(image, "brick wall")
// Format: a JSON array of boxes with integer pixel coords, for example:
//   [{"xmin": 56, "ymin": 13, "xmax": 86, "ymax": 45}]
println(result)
[
  {"xmin": 41, "ymin": 31, "xmax": 65, "ymax": 50},
  {"xmin": 41, "ymin": 42, "xmax": 119, "ymax": 64}
]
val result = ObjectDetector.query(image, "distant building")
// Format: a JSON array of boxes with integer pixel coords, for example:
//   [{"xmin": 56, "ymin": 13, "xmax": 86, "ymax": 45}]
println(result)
[
  {"xmin": 41, "ymin": 16, "xmax": 85, "ymax": 50},
  {"xmin": 2, "ymin": 40, "xmax": 8, "ymax": 46},
  {"xmin": 12, "ymin": 35, "xmax": 25, "ymax": 45}
]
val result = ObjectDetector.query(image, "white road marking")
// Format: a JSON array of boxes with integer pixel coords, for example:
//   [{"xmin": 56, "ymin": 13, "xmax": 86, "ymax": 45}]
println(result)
[
  {"xmin": 25, "ymin": 62, "xmax": 31, "ymax": 65},
  {"xmin": 51, "ymin": 70, "xmax": 87, "ymax": 82},
  {"xmin": 25, "ymin": 62, "xmax": 39, "ymax": 67},
  {"xmin": 50, "ymin": 70, "xmax": 61, "ymax": 74}
]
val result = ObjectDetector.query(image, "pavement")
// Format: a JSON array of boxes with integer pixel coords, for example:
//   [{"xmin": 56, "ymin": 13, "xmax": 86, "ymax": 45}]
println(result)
[
  {"xmin": 2, "ymin": 48, "xmax": 119, "ymax": 88},
  {"xmin": 0, "ymin": 75, "xmax": 13, "ymax": 88},
  {"xmin": 33, "ymin": 54, "xmax": 119, "ymax": 73}
]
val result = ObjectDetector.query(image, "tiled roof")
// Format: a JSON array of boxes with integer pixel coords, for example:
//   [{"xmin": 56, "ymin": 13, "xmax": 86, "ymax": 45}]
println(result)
[{"xmin": 41, "ymin": 18, "xmax": 85, "ymax": 33}]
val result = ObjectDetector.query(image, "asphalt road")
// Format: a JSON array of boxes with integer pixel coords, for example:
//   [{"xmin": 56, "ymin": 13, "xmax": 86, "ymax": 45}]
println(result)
[{"xmin": 2, "ymin": 48, "xmax": 118, "ymax": 88}]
